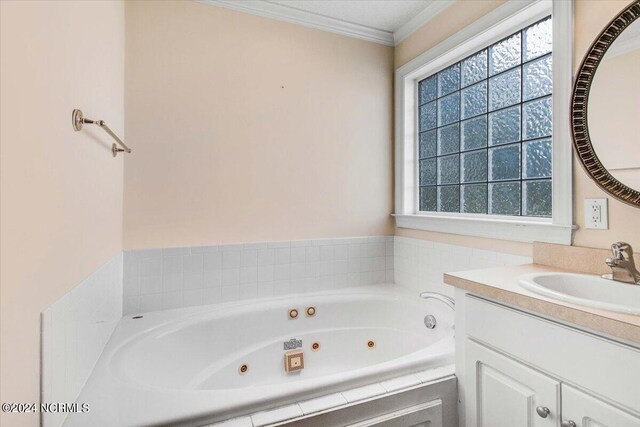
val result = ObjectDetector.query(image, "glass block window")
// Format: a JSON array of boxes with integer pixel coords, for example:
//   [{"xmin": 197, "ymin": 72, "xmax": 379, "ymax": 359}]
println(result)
[{"xmin": 418, "ymin": 16, "xmax": 552, "ymax": 217}]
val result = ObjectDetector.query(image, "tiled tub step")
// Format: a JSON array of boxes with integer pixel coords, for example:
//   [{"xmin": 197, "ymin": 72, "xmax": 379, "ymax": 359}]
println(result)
[{"xmin": 208, "ymin": 365, "xmax": 457, "ymax": 427}]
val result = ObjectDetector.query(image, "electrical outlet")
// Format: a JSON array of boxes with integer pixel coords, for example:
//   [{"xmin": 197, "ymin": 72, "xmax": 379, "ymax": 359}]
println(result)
[{"xmin": 584, "ymin": 198, "xmax": 608, "ymax": 229}]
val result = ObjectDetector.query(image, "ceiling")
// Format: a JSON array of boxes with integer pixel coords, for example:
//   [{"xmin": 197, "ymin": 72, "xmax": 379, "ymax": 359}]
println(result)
[{"xmin": 206, "ymin": 0, "xmax": 456, "ymax": 46}]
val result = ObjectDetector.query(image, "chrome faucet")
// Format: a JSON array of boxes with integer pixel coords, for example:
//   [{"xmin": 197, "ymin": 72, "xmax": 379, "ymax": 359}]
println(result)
[
  {"xmin": 419, "ymin": 292, "xmax": 455, "ymax": 310},
  {"xmin": 603, "ymin": 242, "xmax": 640, "ymax": 285}
]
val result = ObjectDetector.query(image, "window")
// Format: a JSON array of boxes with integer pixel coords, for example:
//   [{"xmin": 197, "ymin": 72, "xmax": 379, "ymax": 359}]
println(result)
[
  {"xmin": 394, "ymin": 1, "xmax": 574, "ymax": 243},
  {"xmin": 418, "ymin": 17, "xmax": 553, "ymax": 217}
]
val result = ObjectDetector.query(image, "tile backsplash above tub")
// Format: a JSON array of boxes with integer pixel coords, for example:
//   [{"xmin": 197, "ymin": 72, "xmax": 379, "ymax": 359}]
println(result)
[
  {"xmin": 394, "ymin": 236, "xmax": 532, "ymax": 297},
  {"xmin": 123, "ymin": 237, "xmax": 395, "ymax": 315}
]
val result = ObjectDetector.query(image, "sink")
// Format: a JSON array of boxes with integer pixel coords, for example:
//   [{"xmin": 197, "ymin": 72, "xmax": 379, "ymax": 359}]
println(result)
[{"xmin": 518, "ymin": 273, "xmax": 640, "ymax": 315}]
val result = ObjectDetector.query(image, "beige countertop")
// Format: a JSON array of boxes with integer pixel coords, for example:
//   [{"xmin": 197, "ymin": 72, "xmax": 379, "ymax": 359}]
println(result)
[{"xmin": 444, "ymin": 263, "xmax": 640, "ymax": 345}]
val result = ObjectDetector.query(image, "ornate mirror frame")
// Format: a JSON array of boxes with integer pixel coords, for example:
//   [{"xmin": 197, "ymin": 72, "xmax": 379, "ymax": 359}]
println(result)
[{"xmin": 571, "ymin": 0, "xmax": 640, "ymax": 208}]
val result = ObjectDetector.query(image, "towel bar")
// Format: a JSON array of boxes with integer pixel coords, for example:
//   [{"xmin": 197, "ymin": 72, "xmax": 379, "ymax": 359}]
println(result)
[{"xmin": 72, "ymin": 109, "xmax": 131, "ymax": 157}]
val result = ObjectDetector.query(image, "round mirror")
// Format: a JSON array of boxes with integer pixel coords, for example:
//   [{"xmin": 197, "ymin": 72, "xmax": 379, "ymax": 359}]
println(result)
[
  {"xmin": 572, "ymin": 1, "xmax": 640, "ymax": 208},
  {"xmin": 589, "ymin": 19, "xmax": 640, "ymax": 190}
]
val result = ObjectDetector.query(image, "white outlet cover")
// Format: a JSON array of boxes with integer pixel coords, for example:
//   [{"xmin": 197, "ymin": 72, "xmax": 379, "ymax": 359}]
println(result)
[{"xmin": 584, "ymin": 198, "xmax": 608, "ymax": 229}]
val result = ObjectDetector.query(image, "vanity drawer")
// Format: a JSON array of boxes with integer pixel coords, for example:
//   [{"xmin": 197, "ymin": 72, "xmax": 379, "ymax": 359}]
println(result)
[{"xmin": 465, "ymin": 295, "xmax": 640, "ymax": 413}]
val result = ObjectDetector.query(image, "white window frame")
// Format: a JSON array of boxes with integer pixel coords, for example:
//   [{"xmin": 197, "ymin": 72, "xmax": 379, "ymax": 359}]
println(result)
[{"xmin": 394, "ymin": 0, "xmax": 575, "ymax": 244}]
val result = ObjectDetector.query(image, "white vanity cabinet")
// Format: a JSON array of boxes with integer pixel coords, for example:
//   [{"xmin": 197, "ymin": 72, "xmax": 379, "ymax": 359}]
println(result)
[{"xmin": 456, "ymin": 292, "xmax": 640, "ymax": 427}]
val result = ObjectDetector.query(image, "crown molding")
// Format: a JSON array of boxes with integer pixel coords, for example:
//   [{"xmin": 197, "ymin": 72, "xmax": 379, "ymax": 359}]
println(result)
[
  {"xmin": 198, "ymin": 0, "xmax": 459, "ymax": 47},
  {"xmin": 393, "ymin": 0, "xmax": 456, "ymax": 45},
  {"xmin": 199, "ymin": 0, "xmax": 395, "ymax": 46}
]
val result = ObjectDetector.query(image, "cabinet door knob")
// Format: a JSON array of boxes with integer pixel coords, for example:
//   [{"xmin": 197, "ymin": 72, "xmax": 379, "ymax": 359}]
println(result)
[
  {"xmin": 536, "ymin": 406, "xmax": 551, "ymax": 418},
  {"xmin": 561, "ymin": 421, "xmax": 577, "ymax": 427}
]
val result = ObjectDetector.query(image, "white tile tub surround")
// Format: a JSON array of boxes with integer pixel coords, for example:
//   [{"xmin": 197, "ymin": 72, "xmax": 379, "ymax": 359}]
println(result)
[
  {"xmin": 123, "ymin": 236, "xmax": 395, "ymax": 315},
  {"xmin": 394, "ymin": 236, "xmax": 532, "ymax": 297},
  {"xmin": 40, "ymin": 253, "xmax": 123, "ymax": 427}
]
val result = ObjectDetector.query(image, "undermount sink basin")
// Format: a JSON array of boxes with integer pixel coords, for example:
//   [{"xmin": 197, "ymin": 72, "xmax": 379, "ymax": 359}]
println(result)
[{"xmin": 518, "ymin": 272, "xmax": 640, "ymax": 315}]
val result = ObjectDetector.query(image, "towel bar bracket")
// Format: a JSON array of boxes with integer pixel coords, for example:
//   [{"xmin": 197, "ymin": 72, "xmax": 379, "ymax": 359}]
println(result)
[{"xmin": 72, "ymin": 109, "xmax": 131, "ymax": 157}]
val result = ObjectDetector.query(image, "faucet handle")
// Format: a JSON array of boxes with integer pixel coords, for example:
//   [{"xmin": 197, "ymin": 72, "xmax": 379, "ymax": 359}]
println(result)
[{"xmin": 610, "ymin": 242, "xmax": 633, "ymax": 261}]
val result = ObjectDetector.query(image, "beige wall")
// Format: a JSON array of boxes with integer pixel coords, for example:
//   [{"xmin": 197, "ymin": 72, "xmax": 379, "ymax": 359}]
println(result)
[
  {"xmin": 0, "ymin": 1, "xmax": 125, "ymax": 425},
  {"xmin": 123, "ymin": 1, "xmax": 395, "ymax": 250},
  {"xmin": 395, "ymin": 228, "xmax": 533, "ymax": 257},
  {"xmin": 394, "ymin": 0, "xmax": 640, "ymax": 254}
]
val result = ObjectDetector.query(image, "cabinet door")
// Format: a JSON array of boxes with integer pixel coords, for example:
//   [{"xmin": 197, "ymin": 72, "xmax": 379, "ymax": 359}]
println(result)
[
  {"xmin": 466, "ymin": 339, "xmax": 561, "ymax": 427},
  {"xmin": 562, "ymin": 384, "xmax": 640, "ymax": 427}
]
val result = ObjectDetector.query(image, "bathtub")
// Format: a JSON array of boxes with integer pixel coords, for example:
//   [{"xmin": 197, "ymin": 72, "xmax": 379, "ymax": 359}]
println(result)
[{"xmin": 66, "ymin": 285, "xmax": 455, "ymax": 426}]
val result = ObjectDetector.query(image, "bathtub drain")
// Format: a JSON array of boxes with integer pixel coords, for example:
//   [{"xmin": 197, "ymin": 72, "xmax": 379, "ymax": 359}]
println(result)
[
  {"xmin": 238, "ymin": 364, "xmax": 249, "ymax": 375},
  {"xmin": 367, "ymin": 340, "xmax": 376, "ymax": 349},
  {"xmin": 424, "ymin": 314, "xmax": 437, "ymax": 329},
  {"xmin": 311, "ymin": 342, "xmax": 320, "ymax": 351}
]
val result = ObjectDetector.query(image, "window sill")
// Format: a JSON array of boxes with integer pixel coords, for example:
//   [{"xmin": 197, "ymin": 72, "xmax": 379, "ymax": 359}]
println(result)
[{"xmin": 393, "ymin": 214, "xmax": 576, "ymax": 244}]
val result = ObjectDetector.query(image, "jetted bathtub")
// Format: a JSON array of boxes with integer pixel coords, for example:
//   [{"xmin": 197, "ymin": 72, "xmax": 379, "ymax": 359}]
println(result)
[{"xmin": 66, "ymin": 285, "xmax": 455, "ymax": 426}]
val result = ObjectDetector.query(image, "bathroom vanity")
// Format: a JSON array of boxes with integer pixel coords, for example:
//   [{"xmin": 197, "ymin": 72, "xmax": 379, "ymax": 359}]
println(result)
[{"xmin": 446, "ymin": 260, "xmax": 640, "ymax": 427}]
